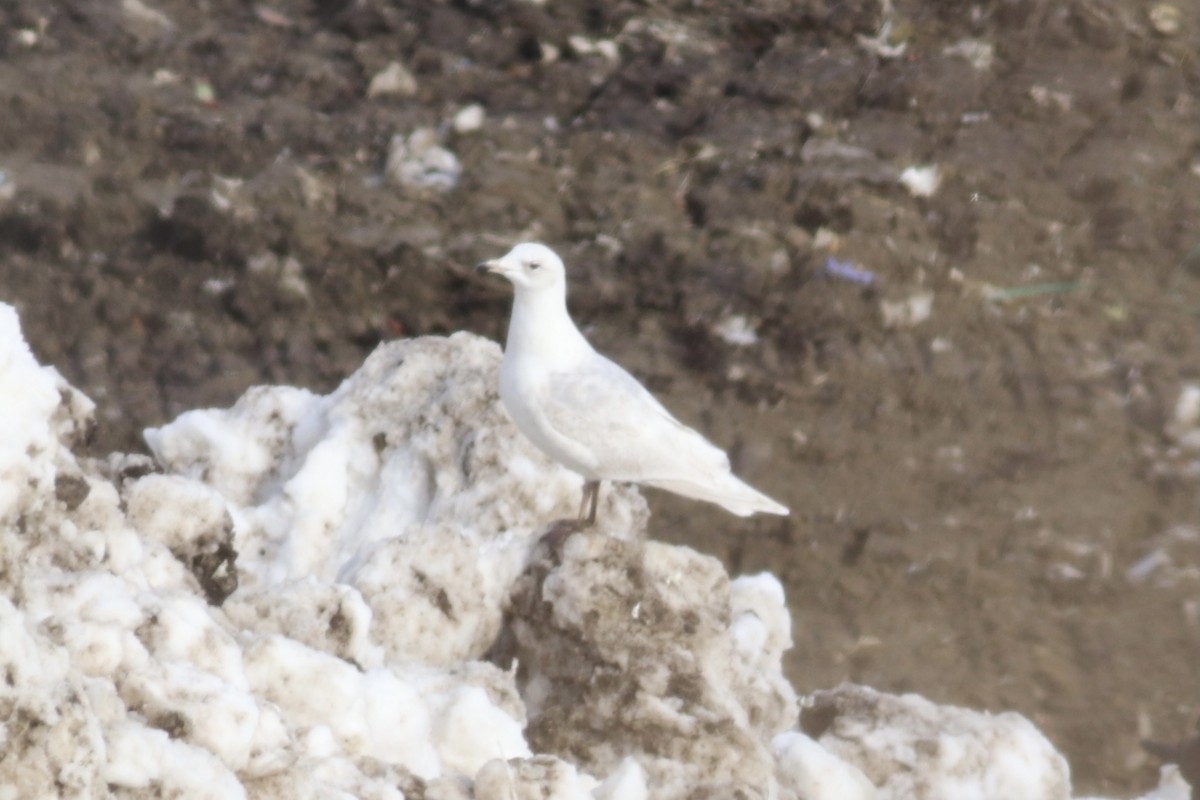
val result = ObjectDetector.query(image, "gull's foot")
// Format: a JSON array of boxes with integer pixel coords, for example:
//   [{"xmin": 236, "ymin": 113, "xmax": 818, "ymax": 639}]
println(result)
[{"xmin": 540, "ymin": 518, "xmax": 583, "ymax": 553}]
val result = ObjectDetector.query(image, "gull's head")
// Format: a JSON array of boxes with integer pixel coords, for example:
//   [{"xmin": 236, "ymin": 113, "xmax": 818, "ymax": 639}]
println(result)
[{"xmin": 476, "ymin": 242, "xmax": 566, "ymax": 293}]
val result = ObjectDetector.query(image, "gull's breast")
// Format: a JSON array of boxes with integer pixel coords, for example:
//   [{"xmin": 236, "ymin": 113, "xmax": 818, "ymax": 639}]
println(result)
[{"xmin": 499, "ymin": 355, "xmax": 599, "ymax": 478}]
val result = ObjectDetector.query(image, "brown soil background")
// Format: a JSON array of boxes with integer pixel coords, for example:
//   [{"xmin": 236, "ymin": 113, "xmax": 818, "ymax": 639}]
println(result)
[{"xmin": 2, "ymin": 0, "xmax": 1199, "ymax": 794}]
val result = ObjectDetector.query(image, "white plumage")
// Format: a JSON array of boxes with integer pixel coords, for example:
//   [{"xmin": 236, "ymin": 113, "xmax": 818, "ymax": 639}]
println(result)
[{"xmin": 478, "ymin": 242, "xmax": 788, "ymax": 523}]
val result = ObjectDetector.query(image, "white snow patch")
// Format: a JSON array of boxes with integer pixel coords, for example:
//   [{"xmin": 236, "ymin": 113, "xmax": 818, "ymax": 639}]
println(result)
[{"xmin": 0, "ymin": 301, "xmax": 1120, "ymax": 798}]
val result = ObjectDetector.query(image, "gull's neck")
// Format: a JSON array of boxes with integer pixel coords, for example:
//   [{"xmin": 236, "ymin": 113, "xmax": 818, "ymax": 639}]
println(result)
[{"xmin": 506, "ymin": 284, "xmax": 593, "ymax": 369}]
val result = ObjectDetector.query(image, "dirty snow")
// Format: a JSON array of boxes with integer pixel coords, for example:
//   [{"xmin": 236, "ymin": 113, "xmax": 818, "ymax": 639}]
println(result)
[{"xmin": 0, "ymin": 301, "xmax": 1187, "ymax": 800}]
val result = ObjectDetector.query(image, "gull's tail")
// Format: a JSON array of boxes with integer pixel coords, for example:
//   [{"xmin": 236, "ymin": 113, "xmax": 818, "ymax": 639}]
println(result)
[{"xmin": 646, "ymin": 470, "xmax": 789, "ymax": 517}]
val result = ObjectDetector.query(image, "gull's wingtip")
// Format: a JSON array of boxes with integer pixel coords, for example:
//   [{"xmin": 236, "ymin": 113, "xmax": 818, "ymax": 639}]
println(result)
[
  {"xmin": 732, "ymin": 495, "xmax": 790, "ymax": 517},
  {"xmin": 645, "ymin": 474, "xmax": 789, "ymax": 518},
  {"xmin": 760, "ymin": 498, "xmax": 790, "ymax": 517},
  {"xmin": 723, "ymin": 476, "xmax": 789, "ymax": 517}
]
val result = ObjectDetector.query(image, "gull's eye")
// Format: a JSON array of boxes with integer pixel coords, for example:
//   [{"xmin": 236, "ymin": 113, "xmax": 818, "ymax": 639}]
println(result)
[{"xmin": 527, "ymin": 261, "xmax": 541, "ymax": 271}]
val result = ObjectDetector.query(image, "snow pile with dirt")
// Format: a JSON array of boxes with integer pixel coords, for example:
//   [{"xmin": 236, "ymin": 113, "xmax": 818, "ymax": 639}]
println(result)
[{"xmin": 0, "ymin": 301, "xmax": 1184, "ymax": 800}]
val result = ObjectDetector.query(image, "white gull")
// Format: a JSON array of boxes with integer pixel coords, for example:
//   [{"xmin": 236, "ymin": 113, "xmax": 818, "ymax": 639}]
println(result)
[{"xmin": 477, "ymin": 242, "xmax": 789, "ymax": 527}]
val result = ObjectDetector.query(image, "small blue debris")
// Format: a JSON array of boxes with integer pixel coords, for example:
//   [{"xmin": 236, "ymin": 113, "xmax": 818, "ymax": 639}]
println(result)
[{"xmin": 823, "ymin": 256, "xmax": 876, "ymax": 286}]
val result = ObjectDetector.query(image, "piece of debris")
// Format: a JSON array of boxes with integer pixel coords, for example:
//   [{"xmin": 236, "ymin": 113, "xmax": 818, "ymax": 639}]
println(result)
[
  {"xmin": 122, "ymin": 0, "xmax": 174, "ymax": 29},
  {"xmin": 385, "ymin": 128, "xmax": 462, "ymax": 192},
  {"xmin": 823, "ymin": 257, "xmax": 876, "ymax": 286},
  {"xmin": 248, "ymin": 253, "xmax": 310, "ymax": 301},
  {"xmin": 209, "ymin": 175, "xmax": 250, "ymax": 218},
  {"xmin": 800, "ymin": 138, "xmax": 894, "ymax": 186},
  {"xmin": 1172, "ymin": 385, "xmax": 1200, "ymax": 431},
  {"xmin": 1126, "ymin": 549, "xmax": 1171, "ymax": 584},
  {"xmin": 254, "ymin": 4, "xmax": 295, "ymax": 28},
  {"xmin": 202, "ymin": 278, "xmax": 233, "ymax": 296},
  {"xmin": 813, "ymin": 228, "xmax": 842, "ymax": 252},
  {"xmin": 1148, "ymin": 4, "xmax": 1183, "ymax": 37},
  {"xmin": 983, "ymin": 281, "xmax": 1079, "ymax": 302},
  {"xmin": 801, "ymin": 139, "xmax": 877, "ymax": 164},
  {"xmin": 368, "ymin": 61, "xmax": 418, "ymax": 99},
  {"xmin": 193, "ymin": 80, "xmax": 216, "ymax": 106},
  {"xmin": 857, "ymin": 25, "xmax": 907, "ymax": 59},
  {"xmin": 855, "ymin": 0, "xmax": 911, "ymax": 60},
  {"xmin": 713, "ymin": 315, "xmax": 759, "ymax": 347},
  {"xmin": 880, "ymin": 292, "xmax": 933, "ymax": 328},
  {"xmin": 453, "ymin": 104, "xmax": 485, "ymax": 134},
  {"xmin": 899, "ymin": 165, "xmax": 941, "ymax": 198},
  {"xmin": 568, "ymin": 35, "xmax": 620, "ymax": 60},
  {"xmin": 1030, "ymin": 86, "xmax": 1073, "ymax": 113},
  {"xmin": 943, "ymin": 39, "xmax": 995, "ymax": 71},
  {"xmin": 294, "ymin": 166, "xmax": 335, "ymax": 212},
  {"xmin": 1167, "ymin": 384, "xmax": 1200, "ymax": 448}
]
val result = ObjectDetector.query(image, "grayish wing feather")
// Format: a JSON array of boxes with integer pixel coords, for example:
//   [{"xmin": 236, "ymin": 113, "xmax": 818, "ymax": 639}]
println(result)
[{"xmin": 539, "ymin": 353, "xmax": 730, "ymax": 482}]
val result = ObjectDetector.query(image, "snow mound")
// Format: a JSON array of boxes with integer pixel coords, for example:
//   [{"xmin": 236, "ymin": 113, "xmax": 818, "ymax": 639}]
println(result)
[
  {"xmin": 801, "ymin": 683, "xmax": 1070, "ymax": 800},
  {"xmin": 501, "ymin": 533, "xmax": 798, "ymax": 796},
  {"xmin": 0, "ymin": 301, "xmax": 1174, "ymax": 799}
]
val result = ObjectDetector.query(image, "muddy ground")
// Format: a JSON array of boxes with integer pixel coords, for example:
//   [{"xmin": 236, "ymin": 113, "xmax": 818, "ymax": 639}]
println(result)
[{"xmin": 2, "ymin": 0, "xmax": 1199, "ymax": 794}]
